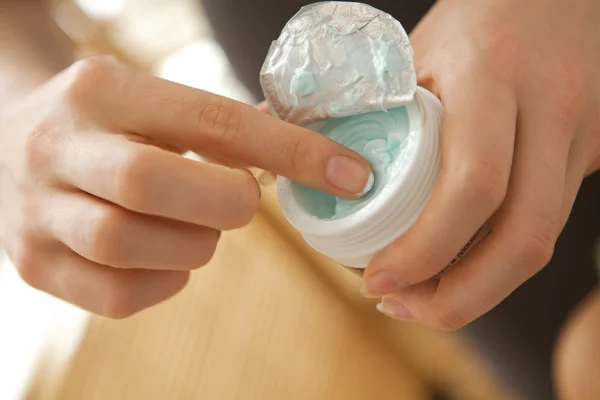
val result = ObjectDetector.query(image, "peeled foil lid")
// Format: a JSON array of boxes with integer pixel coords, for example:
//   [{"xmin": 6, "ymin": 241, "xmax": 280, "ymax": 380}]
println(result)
[{"xmin": 260, "ymin": 1, "xmax": 417, "ymax": 126}]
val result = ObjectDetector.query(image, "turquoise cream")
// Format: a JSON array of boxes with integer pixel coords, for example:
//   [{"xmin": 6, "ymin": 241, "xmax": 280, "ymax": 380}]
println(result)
[{"xmin": 291, "ymin": 106, "xmax": 411, "ymax": 219}]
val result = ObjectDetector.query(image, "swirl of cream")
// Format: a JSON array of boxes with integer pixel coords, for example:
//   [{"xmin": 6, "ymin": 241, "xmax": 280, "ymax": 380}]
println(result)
[{"xmin": 293, "ymin": 105, "xmax": 411, "ymax": 219}]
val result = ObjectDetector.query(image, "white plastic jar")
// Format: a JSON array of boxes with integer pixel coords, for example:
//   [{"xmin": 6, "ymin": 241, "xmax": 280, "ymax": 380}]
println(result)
[
  {"xmin": 261, "ymin": 2, "xmax": 487, "ymax": 269},
  {"xmin": 277, "ymin": 87, "xmax": 448, "ymax": 268}
]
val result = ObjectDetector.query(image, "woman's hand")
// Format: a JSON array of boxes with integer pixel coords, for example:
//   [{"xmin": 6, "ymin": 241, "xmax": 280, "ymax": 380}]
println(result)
[
  {"xmin": 0, "ymin": 55, "xmax": 372, "ymax": 318},
  {"xmin": 362, "ymin": 0, "xmax": 600, "ymax": 329}
]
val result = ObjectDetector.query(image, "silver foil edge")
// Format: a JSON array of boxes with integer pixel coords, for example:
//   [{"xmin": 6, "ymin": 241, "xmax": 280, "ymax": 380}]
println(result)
[{"xmin": 260, "ymin": 1, "xmax": 417, "ymax": 126}]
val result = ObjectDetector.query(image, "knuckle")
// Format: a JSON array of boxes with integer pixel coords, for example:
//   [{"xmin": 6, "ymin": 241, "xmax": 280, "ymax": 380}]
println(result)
[
  {"xmin": 287, "ymin": 136, "xmax": 314, "ymax": 175},
  {"xmin": 102, "ymin": 276, "xmax": 139, "ymax": 319},
  {"xmin": 63, "ymin": 55, "xmax": 120, "ymax": 104},
  {"xmin": 403, "ymin": 242, "xmax": 444, "ymax": 281},
  {"xmin": 112, "ymin": 147, "xmax": 156, "ymax": 209},
  {"xmin": 22, "ymin": 121, "xmax": 55, "ymax": 177},
  {"xmin": 11, "ymin": 239, "xmax": 43, "ymax": 288},
  {"xmin": 435, "ymin": 30, "xmax": 515, "ymax": 89},
  {"xmin": 195, "ymin": 97, "xmax": 243, "ymax": 145},
  {"xmin": 82, "ymin": 205, "xmax": 127, "ymax": 265},
  {"xmin": 460, "ymin": 159, "xmax": 508, "ymax": 211},
  {"xmin": 428, "ymin": 306, "xmax": 470, "ymax": 331},
  {"xmin": 14, "ymin": 187, "xmax": 39, "ymax": 225},
  {"xmin": 69, "ymin": 55, "xmax": 120, "ymax": 82},
  {"xmin": 516, "ymin": 230, "xmax": 556, "ymax": 271},
  {"xmin": 474, "ymin": 23, "xmax": 520, "ymax": 74}
]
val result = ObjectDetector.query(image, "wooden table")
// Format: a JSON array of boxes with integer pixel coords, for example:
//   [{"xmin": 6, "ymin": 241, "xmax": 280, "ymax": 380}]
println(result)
[{"xmin": 22, "ymin": 187, "xmax": 517, "ymax": 400}]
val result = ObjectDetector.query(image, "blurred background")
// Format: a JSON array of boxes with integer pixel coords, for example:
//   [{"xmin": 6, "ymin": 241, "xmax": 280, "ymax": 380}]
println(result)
[{"xmin": 0, "ymin": 1, "xmax": 520, "ymax": 399}]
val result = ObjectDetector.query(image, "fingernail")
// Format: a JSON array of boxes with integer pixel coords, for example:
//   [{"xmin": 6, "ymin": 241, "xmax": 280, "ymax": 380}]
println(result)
[
  {"xmin": 376, "ymin": 300, "xmax": 413, "ymax": 320},
  {"xmin": 326, "ymin": 155, "xmax": 374, "ymax": 196},
  {"xmin": 360, "ymin": 271, "xmax": 406, "ymax": 298}
]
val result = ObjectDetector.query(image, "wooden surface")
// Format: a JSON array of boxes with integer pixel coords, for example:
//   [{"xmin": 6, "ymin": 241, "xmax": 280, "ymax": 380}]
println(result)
[{"xmin": 24, "ymin": 187, "xmax": 517, "ymax": 400}]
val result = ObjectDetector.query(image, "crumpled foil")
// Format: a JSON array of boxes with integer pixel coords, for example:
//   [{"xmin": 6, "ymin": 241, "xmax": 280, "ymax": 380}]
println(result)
[{"xmin": 260, "ymin": 1, "xmax": 416, "ymax": 126}]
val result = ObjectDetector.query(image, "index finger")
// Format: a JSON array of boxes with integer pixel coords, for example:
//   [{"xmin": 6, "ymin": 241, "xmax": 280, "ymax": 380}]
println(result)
[{"xmin": 109, "ymin": 65, "xmax": 373, "ymax": 198}]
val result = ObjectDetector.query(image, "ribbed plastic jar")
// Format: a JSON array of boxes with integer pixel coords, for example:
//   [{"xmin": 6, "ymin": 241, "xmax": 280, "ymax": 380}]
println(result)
[{"xmin": 277, "ymin": 87, "xmax": 450, "ymax": 268}]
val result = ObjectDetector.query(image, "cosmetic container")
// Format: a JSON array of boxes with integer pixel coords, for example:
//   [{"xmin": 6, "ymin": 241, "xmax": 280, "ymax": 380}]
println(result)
[{"xmin": 261, "ymin": 2, "xmax": 486, "ymax": 269}]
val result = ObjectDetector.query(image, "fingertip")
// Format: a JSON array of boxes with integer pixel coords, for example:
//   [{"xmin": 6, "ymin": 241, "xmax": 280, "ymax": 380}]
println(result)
[
  {"xmin": 325, "ymin": 155, "xmax": 374, "ymax": 198},
  {"xmin": 358, "ymin": 170, "xmax": 375, "ymax": 196}
]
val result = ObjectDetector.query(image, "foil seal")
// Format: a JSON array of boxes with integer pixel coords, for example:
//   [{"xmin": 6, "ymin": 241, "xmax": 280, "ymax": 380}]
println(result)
[{"xmin": 260, "ymin": 1, "xmax": 417, "ymax": 126}]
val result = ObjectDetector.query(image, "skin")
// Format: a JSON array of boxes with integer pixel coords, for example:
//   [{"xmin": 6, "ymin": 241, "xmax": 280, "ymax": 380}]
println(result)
[
  {"xmin": 1, "ymin": 0, "xmax": 598, "ymax": 397},
  {"xmin": 0, "ymin": 1, "xmax": 372, "ymax": 318},
  {"xmin": 361, "ymin": 0, "xmax": 600, "ymax": 333}
]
